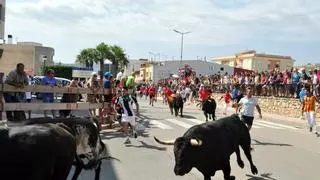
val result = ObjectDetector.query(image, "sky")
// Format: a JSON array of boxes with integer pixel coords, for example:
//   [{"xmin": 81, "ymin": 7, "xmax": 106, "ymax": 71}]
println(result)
[{"xmin": 5, "ymin": 0, "xmax": 320, "ymax": 65}]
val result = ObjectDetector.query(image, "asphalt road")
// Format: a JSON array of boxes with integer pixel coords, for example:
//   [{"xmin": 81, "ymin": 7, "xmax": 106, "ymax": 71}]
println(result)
[{"xmin": 66, "ymin": 97, "xmax": 320, "ymax": 180}]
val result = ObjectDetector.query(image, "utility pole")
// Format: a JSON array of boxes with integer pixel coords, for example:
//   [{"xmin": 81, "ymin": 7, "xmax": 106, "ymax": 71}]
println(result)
[{"xmin": 173, "ymin": 29, "xmax": 191, "ymax": 62}]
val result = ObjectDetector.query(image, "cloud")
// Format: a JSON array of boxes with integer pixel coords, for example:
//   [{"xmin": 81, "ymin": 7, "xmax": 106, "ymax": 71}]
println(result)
[{"xmin": 5, "ymin": 0, "xmax": 320, "ymax": 63}]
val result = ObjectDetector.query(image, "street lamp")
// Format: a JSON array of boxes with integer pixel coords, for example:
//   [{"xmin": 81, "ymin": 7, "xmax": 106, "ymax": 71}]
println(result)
[{"xmin": 173, "ymin": 29, "xmax": 191, "ymax": 62}]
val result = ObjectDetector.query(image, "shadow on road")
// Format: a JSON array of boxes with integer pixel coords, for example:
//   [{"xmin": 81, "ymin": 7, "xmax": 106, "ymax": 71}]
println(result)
[
  {"xmin": 68, "ymin": 159, "xmax": 120, "ymax": 180},
  {"xmin": 252, "ymin": 139, "xmax": 293, "ymax": 147},
  {"xmin": 246, "ymin": 173, "xmax": 277, "ymax": 180},
  {"xmin": 125, "ymin": 140, "xmax": 167, "ymax": 151}
]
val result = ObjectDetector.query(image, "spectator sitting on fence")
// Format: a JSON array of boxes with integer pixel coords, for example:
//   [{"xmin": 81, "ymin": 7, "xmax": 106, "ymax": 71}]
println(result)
[
  {"xmin": 3, "ymin": 63, "xmax": 29, "ymax": 122},
  {"xmin": 41, "ymin": 69, "xmax": 57, "ymax": 118},
  {"xmin": 59, "ymin": 78, "xmax": 79, "ymax": 117}
]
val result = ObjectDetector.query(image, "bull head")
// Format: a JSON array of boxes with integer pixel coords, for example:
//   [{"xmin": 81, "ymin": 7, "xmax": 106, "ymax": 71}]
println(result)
[{"xmin": 190, "ymin": 139, "xmax": 202, "ymax": 146}]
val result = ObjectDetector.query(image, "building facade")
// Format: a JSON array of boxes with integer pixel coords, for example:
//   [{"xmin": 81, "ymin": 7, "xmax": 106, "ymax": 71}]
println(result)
[
  {"xmin": 0, "ymin": 41, "xmax": 54, "ymax": 76},
  {"xmin": 213, "ymin": 50, "xmax": 294, "ymax": 72},
  {"xmin": 137, "ymin": 60, "xmax": 234, "ymax": 83},
  {"xmin": 0, "ymin": 0, "xmax": 5, "ymax": 40}
]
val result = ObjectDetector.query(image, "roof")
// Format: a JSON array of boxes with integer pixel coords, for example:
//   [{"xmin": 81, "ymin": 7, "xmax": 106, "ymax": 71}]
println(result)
[{"xmin": 213, "ymin": 50, "xmax": 293, "ymax": 61}]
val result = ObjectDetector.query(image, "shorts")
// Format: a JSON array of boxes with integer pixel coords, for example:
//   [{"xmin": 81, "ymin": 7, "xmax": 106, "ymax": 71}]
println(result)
[
  {"xmin": 241, "ymin": 115, "xmax": 254, "ymax": 126},
  {"xmin": 121, "ymin": 114, "xmax": 136, "ymax": 126}
]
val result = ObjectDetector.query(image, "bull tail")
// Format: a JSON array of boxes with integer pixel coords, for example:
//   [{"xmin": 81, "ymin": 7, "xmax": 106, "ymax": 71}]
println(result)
[{"xmin": 154, "ymin": 136, "xmax": 174, "ymax": 145}]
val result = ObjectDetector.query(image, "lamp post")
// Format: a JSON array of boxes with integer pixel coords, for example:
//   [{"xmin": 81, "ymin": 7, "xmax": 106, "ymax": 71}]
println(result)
[
  {"xmin": 173, "ymin": 29, "xmax": 191, "ymax": 62},
  {"xmin": 42, "ymin": 55, "xmax": 48, "ymax": 75}
]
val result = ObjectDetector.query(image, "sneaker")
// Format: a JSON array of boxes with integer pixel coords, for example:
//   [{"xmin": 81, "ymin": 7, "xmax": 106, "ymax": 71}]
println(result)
[{"xmin": 124, "ymin": 138, "xmax": 131, "ymax": 144}]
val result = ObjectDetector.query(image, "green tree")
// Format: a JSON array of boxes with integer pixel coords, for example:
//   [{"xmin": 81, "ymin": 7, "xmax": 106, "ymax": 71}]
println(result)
[
  {"xmin": 95, "ymin": 43, "xmax": 115, "ymax": 79},
  {"xmin": 43, "ymin": 65, "xmax": 73, "ymax": 80},
  {"xmin": 75, "ymin": 48, "xmax": 96, "ymax": 68},
  {"xmin": 75, "ymin": 43, "xmax": 129, "ymax": 78},
  {"xmin": 110, "ymin": 45, "xmax": 129, "ymax": 72}
]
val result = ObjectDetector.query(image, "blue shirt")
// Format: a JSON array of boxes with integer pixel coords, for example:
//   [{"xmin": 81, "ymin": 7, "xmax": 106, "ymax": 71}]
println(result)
[
  {"xmin": 104, "ymin": 79, "xmax": 111, "ymax": 88},
  {"xmin": 299, "ymin": 90, "xmax": 306, "ymax": 103},
  {"xmin": 41, "ymin": 76, "xmax": 57, "ymax": 100},
  {"xmin": 232, "ymin": 88, "xmax": 238, "ymax": 99},
  {"xmin": 292, "ymin": 72, "xmax": 301, "ymax": 83}
]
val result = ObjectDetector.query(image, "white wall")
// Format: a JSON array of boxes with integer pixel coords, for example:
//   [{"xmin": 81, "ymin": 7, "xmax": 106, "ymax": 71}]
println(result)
[
  {"xmin": 242, "ymin": 58, "xmax": 253, "ymax": 70},
  {"xmin": 150, "ymin": 60, "xmax": 234, "ymax": 81}
]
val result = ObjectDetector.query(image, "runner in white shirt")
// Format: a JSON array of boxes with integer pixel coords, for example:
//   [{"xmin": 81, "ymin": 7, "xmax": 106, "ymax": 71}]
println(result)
[
  {"xmin": 236, "ymin": 86, "xmax": 262, "ymax": 131},
  {"xmin": 117, "ymin": 88, "xmax": 138, "ymax": 144}
]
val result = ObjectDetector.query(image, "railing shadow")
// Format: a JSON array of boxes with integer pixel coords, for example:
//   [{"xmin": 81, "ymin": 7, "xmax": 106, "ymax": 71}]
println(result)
[
  {"xmin": 125, "ymin": 140, "xmax": 167, "ymax": 151},
  {"xmin": 246, "ymin": 173, "xmax": 277, "ymax": 180},
  {"xmin": 252, "ymin": 139, "xmax": 293, "ymax": 147}
]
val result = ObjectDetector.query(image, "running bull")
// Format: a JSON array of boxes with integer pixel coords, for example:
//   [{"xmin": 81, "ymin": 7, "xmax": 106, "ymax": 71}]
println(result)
[
  {"xmin": 0, "ymin": 122, "xmax": 76, "ymax": 180},
  {"xmin": 154, "ymin": 114, "xmax": 258, "ymax": 180},
  {"xmin": 24, "ymin": 117, "xmax": 115, "ymax": 180},
  {"xmin": 166, "ymin": 93, "xmax": 184, "ymax": 117},
  {"xmin": 202, "ymin": 98, "xmax": 217, "ymax": 122}
]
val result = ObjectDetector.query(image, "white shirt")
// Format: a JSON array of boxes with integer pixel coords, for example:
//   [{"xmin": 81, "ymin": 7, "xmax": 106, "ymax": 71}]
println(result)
[
  {"xmin": 239, "ymin": 96, "xmax": 258, "ymax": 117},
  {"xmin": 116, "ymin": 72, "xmax": 123, "ymax": 81}
]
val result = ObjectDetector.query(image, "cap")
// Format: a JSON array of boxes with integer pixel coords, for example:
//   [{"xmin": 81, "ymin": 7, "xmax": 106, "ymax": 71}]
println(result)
[{"xmin": 104, "ymin": 72, "xmax": 113, "ymax": 77}]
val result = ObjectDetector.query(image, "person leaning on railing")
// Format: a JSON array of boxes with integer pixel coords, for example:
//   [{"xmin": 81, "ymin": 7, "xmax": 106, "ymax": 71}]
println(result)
[
  {"xmin": 41, "ymin": 69, "xmax": 58, "ymax": 118},
  {"xmin": 3, "ymin": 63, "xmax": 29, "ymax": 122}
]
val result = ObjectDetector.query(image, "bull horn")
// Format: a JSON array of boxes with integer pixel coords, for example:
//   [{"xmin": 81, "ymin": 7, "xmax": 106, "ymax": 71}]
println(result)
[
  {"xmin": 154, "ymin": 136, "xmax": 174, "ymax": 145},
  {"xmin": 190, "ymin": 139, "xmax": 202, "ymax": 146}
]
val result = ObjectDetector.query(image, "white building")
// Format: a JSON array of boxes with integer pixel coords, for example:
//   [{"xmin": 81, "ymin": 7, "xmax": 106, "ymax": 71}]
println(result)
[
  {"xmin": 0, "ymin": 0, "xmax": 5, "ymax": 40},
  {"xmin": 134, "ymin": 60, "xmax": 234, "ymax": 83}
]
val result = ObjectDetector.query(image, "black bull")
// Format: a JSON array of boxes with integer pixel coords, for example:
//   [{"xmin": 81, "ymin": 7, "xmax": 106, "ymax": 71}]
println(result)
[
  {"xmin": 167, "ymin": 94, "xmax": 184, "ymax": 117},
  {"xmin": 202, "ymin": 98, "xmax": 217, "ymax": 122},
  {"xmin": 23, "ymin": 117, "xmax": 117, "ymax": 180},
  {"xmin": 0, "ymin": 123, "xmax": 76, "ymax": 180},
  {"xmin": 154, "ymin": 114, "xmax": 258, "ymax": 180}
]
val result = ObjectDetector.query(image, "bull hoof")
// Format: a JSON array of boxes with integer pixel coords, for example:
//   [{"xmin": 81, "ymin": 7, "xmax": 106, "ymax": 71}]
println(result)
[
  {"xmin": 251, "ymin": 165, "xmax": 258, "ymax": 175},
  {"xmin": 237, "ymin": 160, "xmax": 244, "ymax": 169},
  {"xmin": 180, "ymin": 115, "xmax": 183, "ymax": 117},
  {"xmin": 230, "ymin": 175, "xmax": 236, "ymax": 180}
]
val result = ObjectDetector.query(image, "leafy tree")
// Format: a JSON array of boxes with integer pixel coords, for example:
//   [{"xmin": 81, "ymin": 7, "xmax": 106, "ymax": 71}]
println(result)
[
  {"xmin": 75, "ymin": 43, "xmax": 129, "ymax": 78},
  {"xmin": 75, "ymin": 48, "xmax": 96, "ymax": 68}
]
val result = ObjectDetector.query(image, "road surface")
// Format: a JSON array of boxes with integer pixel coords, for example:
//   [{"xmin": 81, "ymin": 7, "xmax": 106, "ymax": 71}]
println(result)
[{"xmin": 69, "ymin": 98, "xmax": 320, "ymax": 180}]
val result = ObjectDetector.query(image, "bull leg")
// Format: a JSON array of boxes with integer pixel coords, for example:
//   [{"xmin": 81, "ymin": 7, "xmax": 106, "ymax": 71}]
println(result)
[
  {"xmin": 174, "ymin": 108, "xmax": 178, "ymax": 117},
  {"xmin": 240, "ymin": 143, "xmax": 258, "ymax": 175},
  {"xmin": 204, "ymin": 113, "xmax": 208, "ymax": 122},
  {"xmin": 235, "ymin": 146, "xmax": 244, "ymax": 168},
  {"xmin": 71, "ymin": 159, "xmax": 83, "ymax": 180},
  {"xmin": 94, "ymin": 161, "xmax": 102, "ymax": 180},
  {"xmin": 222, "ymin": 161, "xmax": 235, "ymax": 180},
  {"xmin": 204, "ymin": 175, "xmax": 211, "ymax": 180}
]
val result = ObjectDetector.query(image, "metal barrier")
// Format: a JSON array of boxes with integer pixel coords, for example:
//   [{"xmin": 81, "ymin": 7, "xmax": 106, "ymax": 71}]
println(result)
[{"xmin": 0, "ymin": 78, "xmax": 112, "ymax": 120}]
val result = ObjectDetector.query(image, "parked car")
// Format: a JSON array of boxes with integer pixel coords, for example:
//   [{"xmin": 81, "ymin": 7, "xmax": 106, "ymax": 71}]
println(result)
[{"xmin": 32, "ymin": 76, "xmax": 71, "ymax": 99}]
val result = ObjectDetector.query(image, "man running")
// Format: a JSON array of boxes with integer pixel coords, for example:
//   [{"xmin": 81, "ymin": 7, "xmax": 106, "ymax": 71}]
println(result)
[
  {"xmin": 235, "ymin": 87, "xmax": 262, "ymax": 131},
  {"xmin": 302, "ymin": 88, "xmax": 319, "ymax": 135},
  {"xmin": 117, "ymin": 88, "xmax": 138, "ymax": 144}
]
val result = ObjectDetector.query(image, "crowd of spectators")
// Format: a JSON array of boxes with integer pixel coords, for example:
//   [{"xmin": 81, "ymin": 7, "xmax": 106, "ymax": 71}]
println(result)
[{"xmin": 191, "ymin": 67, "xmax": 320, "ymax": 99}]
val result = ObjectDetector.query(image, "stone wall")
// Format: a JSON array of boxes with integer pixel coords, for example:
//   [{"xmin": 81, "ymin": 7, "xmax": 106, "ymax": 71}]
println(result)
[{"xmin": 212, "ymin": 93, "xmax": 320, "ymax": 118}]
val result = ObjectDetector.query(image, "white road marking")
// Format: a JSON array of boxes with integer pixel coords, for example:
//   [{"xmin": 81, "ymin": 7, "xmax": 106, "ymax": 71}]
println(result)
[
  {"xmin": 185, "ymin": 118, "xmax": 203, "ymax": 124},
  {"xmin": 148, "ymin": 120, "xmax": 173, "ymax": 130},
  {"xmin": 256, "ymin": 120, "xmax": 298, "ymax": 130},
  {"xmin": 254, "ymin": 122, "xmax": 283, "ymax": 129},
  {"xmin": 252, "ymin": 125, "xmax": 262, "ymax": 129},
  {"xmin": 165, "ymin": 119, "xmax": 193, "ymax": 128}
]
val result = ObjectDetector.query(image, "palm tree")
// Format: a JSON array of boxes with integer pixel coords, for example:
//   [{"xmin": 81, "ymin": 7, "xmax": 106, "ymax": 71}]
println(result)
[
  {"xmin": 95, "ymin": 43, "xmax": 115, "ymax": 79},
  {"xmin": 75, "ymin": 48, "xmax": 96, "ymax": 68},
  {"xmin": 111, "ymin": 45, "xmax": 129, "ymax": 72}
]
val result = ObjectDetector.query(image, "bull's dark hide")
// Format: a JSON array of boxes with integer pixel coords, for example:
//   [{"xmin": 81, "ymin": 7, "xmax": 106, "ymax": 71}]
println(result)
[
  {"xmin": 154, "ymin": 114, "xmax": 258, "ymax": 180},
  {"xmin": 202, "ymin": 98, "xmax": 217, "ymax": 122},
  {"xmin": 167, "ymin": 94, "xmax": 184, "ymax": 117},
  {"xmin": 0, "ymin": 123, "xmax": 76, "ymax": 180},
  {"xmin": 24, "ymin": 117, "xmax": 112, "ymax": 180}
]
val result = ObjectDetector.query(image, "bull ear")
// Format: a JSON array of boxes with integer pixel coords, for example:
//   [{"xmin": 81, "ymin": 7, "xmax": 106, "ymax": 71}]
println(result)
[{"xmin": 190, "ymin": 139, "xmax": 202, "ymax": 146}]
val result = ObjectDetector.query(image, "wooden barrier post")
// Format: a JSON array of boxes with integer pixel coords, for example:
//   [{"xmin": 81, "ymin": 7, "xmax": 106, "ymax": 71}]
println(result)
[{"xmin": 0, "ymin": 72, "xmax": 3, "ymax": 121}]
